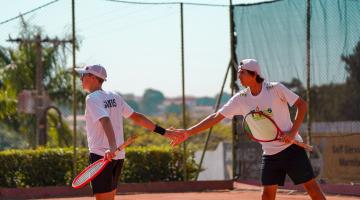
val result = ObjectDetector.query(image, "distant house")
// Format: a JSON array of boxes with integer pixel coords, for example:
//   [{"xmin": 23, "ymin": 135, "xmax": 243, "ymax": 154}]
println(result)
[
  {"xmin": 159, "ymin": 97, "xmax": 216, "ymax": 118},
  {"xmin": 191, "ymin": 105, "xmax": 214, "ymax": 118},
  {"xmin": 162, "ymin": 96, "xmax": 198, "ymax": 108}
]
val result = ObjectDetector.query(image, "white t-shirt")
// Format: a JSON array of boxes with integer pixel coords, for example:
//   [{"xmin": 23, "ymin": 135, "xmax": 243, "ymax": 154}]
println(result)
[
  {"xmin": 85, "ymin": 90, "xmax": 134, "ymax": 159},
  {"xmin": 219, "ymin": 82, "xmax": 303, "ymax": 155}
]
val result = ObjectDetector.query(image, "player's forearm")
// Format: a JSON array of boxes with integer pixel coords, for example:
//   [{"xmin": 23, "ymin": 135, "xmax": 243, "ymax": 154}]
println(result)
[
  {"xmin": 187, "ymin": 112, "xmax": 224, "ymax": 136},
  {"xmin": 129, "ymin": 112, "xmax": 156, "ymax": 132},
  {"xmin": 290, "ymin": 99, "xmax": 308, "ymax": 135},
  {"xmin": 99, "ymin": 117, "xmax": 117, "ymax": 151}
]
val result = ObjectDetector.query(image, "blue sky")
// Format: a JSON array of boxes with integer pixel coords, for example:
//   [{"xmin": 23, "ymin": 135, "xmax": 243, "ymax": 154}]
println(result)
[{"xmin": 1, "ymin": 0, "xmax": 267, "ymax": 97}]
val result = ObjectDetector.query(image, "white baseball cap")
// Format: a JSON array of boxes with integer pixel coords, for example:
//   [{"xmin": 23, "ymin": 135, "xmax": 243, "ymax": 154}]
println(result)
[
  {"xmin": 75, "ymin": 64, "xmax": 107, "ymax": 81},
  {"xmin": 238, "ymin": 59, "xmax": 263, "ymax": 78}
]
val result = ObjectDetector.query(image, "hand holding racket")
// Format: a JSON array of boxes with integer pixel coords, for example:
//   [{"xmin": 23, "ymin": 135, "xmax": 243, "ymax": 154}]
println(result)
[
  {"xmin": 243, "ymin": 111, "xmax": 313, "ymax": 151},
  {"xmin": 72, "ymin": 135, "xmax": 138, "ymax": 189}
]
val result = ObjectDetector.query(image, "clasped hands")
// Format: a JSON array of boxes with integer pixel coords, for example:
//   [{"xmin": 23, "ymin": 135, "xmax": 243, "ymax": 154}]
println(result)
[{"xmin": 163, "ymin": 128, "xmax": 190, "ymax": 147}]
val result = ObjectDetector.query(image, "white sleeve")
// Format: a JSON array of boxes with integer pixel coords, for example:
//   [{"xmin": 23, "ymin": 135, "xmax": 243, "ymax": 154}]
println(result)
[
  {"xmin": 118, "ymin": 96, "xmax": 134, "ymax": 118},
  {"xmin": 218, "ymin": 94, "xmax": 243, "ymax": 119},
  {"xmin": 86, "ymin": 97, "xmax": 109, "ymax": 123},
  {"xmin": 275, "ymin": 83, "xmax": 299, "ymax": 106}
]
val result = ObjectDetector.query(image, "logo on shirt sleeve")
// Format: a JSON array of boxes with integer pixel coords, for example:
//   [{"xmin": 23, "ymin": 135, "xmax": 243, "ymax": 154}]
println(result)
[{"xmin": 104, "ymin": 99, "xmax": 117, "ymax": 109}]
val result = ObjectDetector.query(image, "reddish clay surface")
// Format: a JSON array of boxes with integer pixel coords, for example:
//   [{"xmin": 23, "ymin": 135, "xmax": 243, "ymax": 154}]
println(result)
[
  {"xmin": 39, "ymin": 191, "xmax": 360, "ymax": 200},
  {"xmin": 40, "ymin": 182, "xmax": 360, "ymax": 200}
]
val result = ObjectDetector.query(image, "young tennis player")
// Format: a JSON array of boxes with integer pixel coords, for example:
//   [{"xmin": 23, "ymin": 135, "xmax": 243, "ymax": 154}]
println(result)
[
  {"xmin": 171, "ymin": 59, "xmax": 326, "ymax": 200},
  {"xmin": 76, "ymin": 64, "xmax": 181, "ymax": 200}
]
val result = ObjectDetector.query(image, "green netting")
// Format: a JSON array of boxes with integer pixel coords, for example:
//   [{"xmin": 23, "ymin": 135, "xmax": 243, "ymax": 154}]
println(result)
[
  {"xmin": 233, "ymin": 0, "xmax": 360, "ymax": 184},
  {"xmin": 311, "ymin": 0, "xmax": 360, "ymax": 84},
  {"xmin": 233, "ymin": 0, "xmax": 360, "ymax": 122},
  {"xmin": 233, "ymin": 0, "xmax": 307, "ymax": 84}
]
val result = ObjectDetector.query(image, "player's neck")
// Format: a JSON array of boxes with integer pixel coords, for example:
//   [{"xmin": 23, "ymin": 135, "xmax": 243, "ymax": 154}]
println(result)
[
  {"xmin": 249, "ymin": 82, "xmax": 262, "ymax": 96},
  {"xmin": 89, "ymin": 84, "xmax": 102, "ymax": 93}
]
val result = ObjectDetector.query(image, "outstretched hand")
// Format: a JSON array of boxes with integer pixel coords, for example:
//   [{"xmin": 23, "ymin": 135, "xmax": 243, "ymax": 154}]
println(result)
[{"xmin": 164, "ymin": 127, "xmax": 189, "ymax": 147}]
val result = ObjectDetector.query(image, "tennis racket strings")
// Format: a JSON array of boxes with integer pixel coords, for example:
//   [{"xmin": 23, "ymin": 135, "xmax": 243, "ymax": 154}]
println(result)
[
  {"xmin": 244, "ymin": 112, "xmax": 278, "ymax": 141},
  {"xmin": 72, "ymin": 160, "xmax": 108, "ymax": 187}
]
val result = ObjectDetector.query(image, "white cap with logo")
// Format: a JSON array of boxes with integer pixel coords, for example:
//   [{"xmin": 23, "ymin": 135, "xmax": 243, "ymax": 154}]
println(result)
[
  {"xmin": 238, "ymin": 59, "xmax": 263, "ymax": 79},
  {"xmin": 75, "ymin": 64, "xmax": 107, "ymax": 81}
]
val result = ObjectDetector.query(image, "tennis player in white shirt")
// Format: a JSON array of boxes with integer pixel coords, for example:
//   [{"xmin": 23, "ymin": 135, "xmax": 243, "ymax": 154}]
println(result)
[
  {"xmin": 76, "ymin": 64, "xmax": 181, "ymax": 200},
  {"xmin": 170, "ymin": 59, "xmax": 326, "ymax": 200}
]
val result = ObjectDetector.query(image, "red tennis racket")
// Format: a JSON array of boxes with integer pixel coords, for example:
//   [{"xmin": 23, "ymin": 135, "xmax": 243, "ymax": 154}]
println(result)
[
  {"xmin": 243, "ymin": 111, "xmax": 313, "ymax": 151},
  {"xmin": 72, "ymin": 135, "xmax": 138, "ymax": 189}
]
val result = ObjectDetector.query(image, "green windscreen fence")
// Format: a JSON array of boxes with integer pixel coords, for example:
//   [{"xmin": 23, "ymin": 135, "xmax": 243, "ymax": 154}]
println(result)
[
  {"xmin": 233, "ymin": 0, "xmax": 360, "ymax": 123},
  {"xmin": 233, "ymin": 0, "xmax": 360, "ymax": 183}
]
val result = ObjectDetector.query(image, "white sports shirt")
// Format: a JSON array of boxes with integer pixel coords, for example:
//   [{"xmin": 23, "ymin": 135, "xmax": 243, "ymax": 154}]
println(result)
[
  {"xmin": 85, "ymin": 90, "xmax": 134, "ymax": 159},
  {"xmin": 219, "ymin": 82, "xmax": 303, "ymax": 155}
]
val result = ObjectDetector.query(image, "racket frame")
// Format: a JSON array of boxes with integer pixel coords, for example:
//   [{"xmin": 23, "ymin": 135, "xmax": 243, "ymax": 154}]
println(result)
[
  {"xmin": 243, "ymin": 111, "xmax": 313, "ymax": 151},
  {"xmin": 72, "ymin": 158, "xmax": 109, "ymax": 189},
  {"xmin": 72, "ymin": 135, "xmax": 137, "ymax": 189}
]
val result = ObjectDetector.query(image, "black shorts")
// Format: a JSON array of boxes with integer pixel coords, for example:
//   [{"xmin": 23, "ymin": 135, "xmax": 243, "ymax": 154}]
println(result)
[
  {"xmin": 89, "ymin": 153, "xmax": 124, "ymax": 194},
  {"xmin": 261, "ymin": 144, "xmax": 315, "ymax": 186}
]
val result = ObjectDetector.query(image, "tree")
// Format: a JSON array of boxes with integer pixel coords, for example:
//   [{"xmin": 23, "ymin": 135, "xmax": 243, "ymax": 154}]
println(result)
[
  {"xmin": 0, "ymin": 19, "xmax": 85, "ymax": 148},
  {"xmin": 116, "ymin": 92, "xmax": 140, "ymax": 112},
  {"xmin": 165, "ymin": 103, "xmax": 181, "ymax": 114},
  {"xmin": 140, "ymin": 88, "xmax": 165, "ymax": 115},
  {"xmin": 281, "ymin": 78, "xmax": 349, "ymax": 121},
  {"xmin": 196, "ymin": 97, "xmax": 215, "ymax": 107},
  {"xmin": 341, "ymin": 41, "xmax": 360, "ymax": 120},
  {"xmin": 282, "ymin": 78, "xmax": 306, "ymax": 98},
  {"xmin": 122, "ymin": 115, "xmax": 232, "ymax": 150},
  {"xmin": 126, "ymin": 98, "xmax": 140, "ymax": 112},
  {"xmin": 215, "ymin": 92, "xmax": 231, "ymax": 105},
  {"xmin": 310, "ymin": 84, "xmax": 347, "ymax": 121}
]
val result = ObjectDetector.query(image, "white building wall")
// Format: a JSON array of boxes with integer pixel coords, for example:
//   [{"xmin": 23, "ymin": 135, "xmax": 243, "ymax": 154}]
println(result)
[{"xmin": 195, "ymin": 142, "xmax": 231, "ymax": 180}]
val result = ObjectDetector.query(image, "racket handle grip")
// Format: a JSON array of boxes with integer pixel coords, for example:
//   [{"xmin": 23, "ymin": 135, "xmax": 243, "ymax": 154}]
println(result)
[{"xmin": 293, "ymin": 140, "xmax": 313, "ymax": 151}]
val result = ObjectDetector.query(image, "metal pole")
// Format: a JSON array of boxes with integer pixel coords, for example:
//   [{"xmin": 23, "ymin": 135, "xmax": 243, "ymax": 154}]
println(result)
[
  {"xmin": 229, "ymin": 0, "xmax": 238, "ymax": 90},
  {"xmin": 228, "ymin": 0, "xmax": 240, "ymax": 180},
  {"xmin": 306, "ymin": 0, "xmax": 312, "ymax": 147},
  {"xmin": 195, "ymin": 0, "xmax": 239, "ymax": 181},
  {"xmin": 229, "ymin": 0, "xmax": 236, "ymax": 180},
  {"xmin": 71, "ymin": 0, "xmax": 77, "ymax": 177},
  {"xmin": 35, "ymin": 34, "xmax": 44, "ymax": 147},
  {"xmin": 180, "ymin": 2, "xmax": 187, "ymax": 181},
  {"xmin": 195, "ymin": 63, "xmax": 231, "ymax": 180}
]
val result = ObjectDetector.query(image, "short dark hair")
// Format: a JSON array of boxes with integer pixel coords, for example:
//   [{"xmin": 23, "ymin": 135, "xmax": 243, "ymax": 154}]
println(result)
[
  {"xmin": 246, "ymin": 70, "xmax": 264, "ymax": 83},
  {"xmin": 94, "ymin": 76, "xmax": 104, "ymax": 84},
  {"xmin": 87, "ymin": 73, "xmax": 104, "ymax": 84}
]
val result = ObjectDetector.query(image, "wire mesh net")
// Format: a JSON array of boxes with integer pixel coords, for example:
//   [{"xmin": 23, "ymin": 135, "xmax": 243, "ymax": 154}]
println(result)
[
  {"xmin": 233, "ymin": 0, "xmax": 360, "ymax": 184},
  {"xmin": 233, "ymin": 0, "xmax": 360, "ymax": 124}
]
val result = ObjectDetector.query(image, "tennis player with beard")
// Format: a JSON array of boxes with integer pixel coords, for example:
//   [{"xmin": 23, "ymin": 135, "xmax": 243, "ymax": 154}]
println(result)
[
  {"xmin": 76, "ymin": 64, "xmax": 181, "ymax": 200},
  {"xmin": 171, "ymin": 59, "xmax": 326, "ymax": 200}
]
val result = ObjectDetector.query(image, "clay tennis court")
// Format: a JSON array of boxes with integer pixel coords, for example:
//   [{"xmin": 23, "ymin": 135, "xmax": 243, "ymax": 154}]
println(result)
[
  {"xmin": 2, "ymin": 180, "xmax": 359, "ymax": 199},
  {"xmin": 41, "ymin": 190, "xmax": 359, "ymax": 200},
  {"xmin": 38, "ymin": 182, "xmax": 360, "ymax": 200}
]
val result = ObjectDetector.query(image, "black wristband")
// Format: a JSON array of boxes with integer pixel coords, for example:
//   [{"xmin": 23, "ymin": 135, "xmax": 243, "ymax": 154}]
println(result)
[{"xmin": 153, "ymin": 124, "xmax": 166, "ymax": 135}]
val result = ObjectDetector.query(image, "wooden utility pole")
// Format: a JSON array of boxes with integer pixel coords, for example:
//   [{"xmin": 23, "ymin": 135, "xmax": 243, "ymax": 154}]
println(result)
[{"xmin": 7, "ymin": 35, "xmax": 72, "ymax": 146}]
